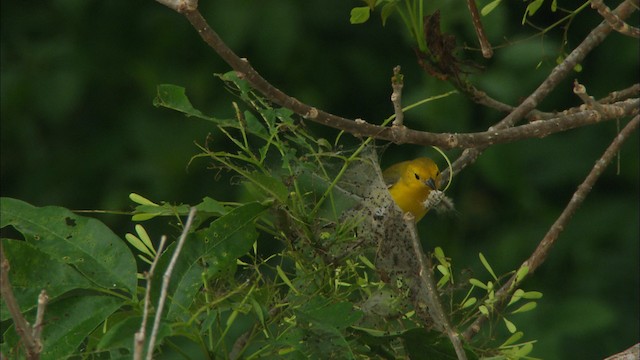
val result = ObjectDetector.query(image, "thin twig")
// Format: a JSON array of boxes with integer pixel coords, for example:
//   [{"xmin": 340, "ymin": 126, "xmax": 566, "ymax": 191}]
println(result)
[
  {"xmin": 442, "ymin": 0, "xmax": 638, "ymax": 183},
  {"xmin": 405, "ymin": 214, "xmax": 467, "ymax": 360},
  {"xmin": 391, "ymin": 66, "xmax": 405, "ymax": 127},
  {"xmin": 154, "ymin": 1, "xmax": 638, "ymax": 150},
  {"xmin": 134, "ymin": 235, "xmax": 168, "ymax": 360},
  {"xmin": 466, "ymin": 0, "xmax": 493, "ymax": 58},
  {"xmin": 591, "ymin": 0, "xmax": 640, "ymax": 38},
  {"xmin": 600, "ymin": 83, "xmax": 640, "ymax": 104},
  {"xmin": 462, "ymin": 115, "xmax": 639, "ymax": 341},
  {"xmin": 32, "ymin": 290, "xmax": 48, "ymax": 348},
  {"xmin": 0, "ymin": 243, "xmax": 41, "ymax": 360},
  {"xmin": 573, "ymin": 80, "xmax": 606, "ymax": 113},
  {"xmin": 146, "ymin": 208, "xmax": 197, "ymax": 360}
]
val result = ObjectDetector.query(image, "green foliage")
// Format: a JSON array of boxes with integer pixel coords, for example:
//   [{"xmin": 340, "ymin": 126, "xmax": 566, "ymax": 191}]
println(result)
[
  {"xmin": 1, "ymin": 72, "xmax": 544, "ymax": 359},
  {"xmin": 350, "ymin": 0, "xmax": 428, "ymax": 51}
]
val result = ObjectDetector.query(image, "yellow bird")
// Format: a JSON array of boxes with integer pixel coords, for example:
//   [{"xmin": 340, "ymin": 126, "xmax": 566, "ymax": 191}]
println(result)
[{"xmin": 382, "ymin": 157, "xmax": 441, "ymax": 222}]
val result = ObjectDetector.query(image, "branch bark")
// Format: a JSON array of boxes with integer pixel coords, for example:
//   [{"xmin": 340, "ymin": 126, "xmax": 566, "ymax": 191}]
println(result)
[
  {"xmin": 0, "ymin": 243, "xmax": 43, "ymax": 360},
  {"xmin": 155, "ymin": 0, "xmax": 637, "ymax": 153},
  {"xmin": 462, "ymin": 115, "xmax": 639, "ymax": 341}
]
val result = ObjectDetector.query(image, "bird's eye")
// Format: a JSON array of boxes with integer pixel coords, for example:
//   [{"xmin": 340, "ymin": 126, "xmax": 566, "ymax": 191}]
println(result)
[{"xmin": 414, "ymin": 173, "xmax": 420, "ymax": 180}]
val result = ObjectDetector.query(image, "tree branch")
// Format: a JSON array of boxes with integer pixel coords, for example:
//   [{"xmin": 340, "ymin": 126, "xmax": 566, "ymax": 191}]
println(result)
[
  {"xmin": 466, "ymin": 0, "xmax": 493, "ymax": 58},
  {"xmin": 405, "ymin": 214, "xmax": 467, "ymax": 360},
  {"xmin": 441, "ymin": 0, "xmax": 638, "ymax": 184},
  {"xmin": 0, "ymin": 243, "xmax": 43, "ymax": 360},
  {"xmin": 591, "ymin": 0, "xmax": 640, "ymax": 38},
  {"xmin": 146, "ymin": 208, "xmax": 197, "ymax": 360},
  {"xmin": 155, "ymin": 1, "xmax": 637, "ymax": 152},
  {"xmin": 462, "ymin": 115, "xmax": 640, "ymax": 341}
]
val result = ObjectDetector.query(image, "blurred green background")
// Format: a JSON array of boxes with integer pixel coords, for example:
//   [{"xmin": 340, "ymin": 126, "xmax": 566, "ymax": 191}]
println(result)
[{"xmin": 1, "ymin": 0, "xmax": 638, "ymax": 358}]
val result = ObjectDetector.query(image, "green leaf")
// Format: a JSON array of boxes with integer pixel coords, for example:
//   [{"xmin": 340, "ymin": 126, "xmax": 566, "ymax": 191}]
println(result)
[
  {"xmin": 245, "ymin": 172, "xmax": 290, "ymax": 203},
  {"xmin": 303, "ymin": 300, "xmax": 363, "ymax": 329},
  {"xmin": 522, "ymin": 0, "xmax": 544, "ymax": 24},
  {"xmin": 243, "ymin": 110, "xmax": 268, "ymax": 137},
  {"xmin": 514, "ymin": 342, "xmax": 534, "ymax": 357},
  {"xmin": 479, "ymin": 305, "xmax": 490, "ymax": 315},
  {"xmin": 350, "ymin": 7, "xmax": 371, "ymax": 24},
  {"xmin": 479, "ymin": 252, "xmax": 498, "ymax": 280},
  {"xmin": 499, "ymin": 331, "xmax": 524, "ymax": 348},
  {"xmin": 469, "ymin": 278, "xmax": 488, "ymax": 289},
  {"xmin": 97, "ymin": 316, "xmax": 171, "ymax": 356},
  {"xmin": 481, "ymin": 0, "xmax": 501, "ymax": 16},
  {"xmin": 155, "ymin": 202, "xmax": 266, "ymax": 320},
  {"xmin": 2, "ymin": 295, "xmax": 123, "ymax": 359},
  {"xmin": 436, "ymin": 264, "xmax": 449, "ymax": 276},
  {"xmin": 218, "ymin": 71, "xmax": 253, "ymax": 98},
  {"xmin": 154, "ymin": 84, "xmax": 208, "ymax": 119},
  {"xmin": 0, "ymin": 240, "xmax": 94, "ymax": 321},
  {"xmin": 503, "ymin": 317, "xmax": 517, "ymax": 333},
  {"xmin": 277, "ymin": 265, "xmax": 299, "ymax": 294},
  {"xmin": 195, "ymin": 196, "xmax": 228, "ymax": 217},
  {"xmin": 508, "ymin": 288, "xmax": 525, "ymax": 306},
  {"xmin": 522, "ymin": 291, "xmax": 543, "ymax": 299},
  {"xmin": 551, "ymin": 0, "xmax": 557, "ymax": 11},
  {"xmin": 511, "ymin": 301, "xmax": 537, "ymax": 314},
  {"xmin": 462, "ymin": 297, "xmax": 477, "ymax": 309},
  {"xmin": 515, "ymin": 265, "xmax": 529, "ymax": 284},
  {"xmin": 129, "ymin": 193, "xmax": 159, "ymax": 206},
  {"xmin": 380, "ymin": 2, "xmax": 397, "ymax": 26},
  {"xmin": 0, "ymin": 198, "xmax": 136, "ymax": 294}
]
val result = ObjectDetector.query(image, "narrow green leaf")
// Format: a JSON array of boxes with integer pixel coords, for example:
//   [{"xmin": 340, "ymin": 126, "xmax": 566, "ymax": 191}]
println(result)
[
  {"xmin": 514, "ymin": 342, "xmax": 534, "ymax": 356},
  {"xmin": 522, "ymin": 291, "xmax": 543, "ymax": 299},
  {"xmin": 277, "ymin": 265, "xmax": 299, "ymax": 294},
  {"xmin": 503, "ymin": 317, "xmax": 517, "ymax": 333},
  {"xmin": 132, "ymin": 212, "xmax": 160, "ymax": 221},
  {"xmin": 462, "ymin": 297, "xmax": 477, "ymax": 309},
  {"xmin": 358, "ymin": 255, "xmax": 376, "ymax": 270},
  {"xmin": 135, "ymin": 224, "xmax": 155, "ymax": 254},
  {"xmin": 479, "ymin": 305, "xmax": 490, "ymax": 316},
  {"xmin": 522, "ymin": 0, "xmax": 544, "ymax": 24},
  {"xmin": 508, "ymin": 288, "xmax": 525, "ymax": 306},
  {"xmin": 129, "ymin": 193, "xmax": 158, "ymax": 206},
  {"xmin": 479, "ymin": 252, "xmax": 498, "ymax": 281},
  {"xmin": 380, "ymin": 2, "xmax": 397, "ymax": 26},
  {"xmin": 434, "ymin": 246, "xmax": 446, "ymax": 263},
  {"xmin": 251, "ymin": 297, "xmax": 265, "ymax": 327},
  {"xmin": 515, "ymin": 265, "xmax": 529, "ymax": 284},
  {"xmin": 481, "ymin": 0, "xmax": 501, "ymax": 16},
  {"xmin": 125, "ymin": 233, "xmax": 153, "ymax": 257},
  {"xmin": 499, "ymin": 331, "xmax": 524, "ymax": 348},
  {"xmin": 511, "ymin": 301, "xmax": 537, "ymax": 314},
  {"xmin": 469, "ymin": 278, "xmax": 488, "ymax": 289},
  {"xmin": 436, "ymin": 264, "xmax": 449, "ymax": 276},
  {"xmin": 436, "ymin": 274, "xmax": 450, "ymax": 288}
]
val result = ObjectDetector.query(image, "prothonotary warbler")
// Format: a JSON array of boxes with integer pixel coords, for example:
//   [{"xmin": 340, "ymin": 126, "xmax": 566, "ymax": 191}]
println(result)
[{"xmin": 382, "ymin": 157, "xmax": 441, "ymax": 222}]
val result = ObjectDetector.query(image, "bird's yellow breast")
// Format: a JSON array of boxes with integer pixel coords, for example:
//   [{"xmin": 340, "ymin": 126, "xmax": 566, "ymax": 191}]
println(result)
[{"xmin": 383, "ymin": 157, "xmax": 441, "ymax": 222}]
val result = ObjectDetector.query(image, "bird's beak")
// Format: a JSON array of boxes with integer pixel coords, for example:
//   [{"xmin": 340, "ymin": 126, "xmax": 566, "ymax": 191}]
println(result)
[{"xmin": 425, "ymin": 178, "xmax": 437, "ymax": 190}]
